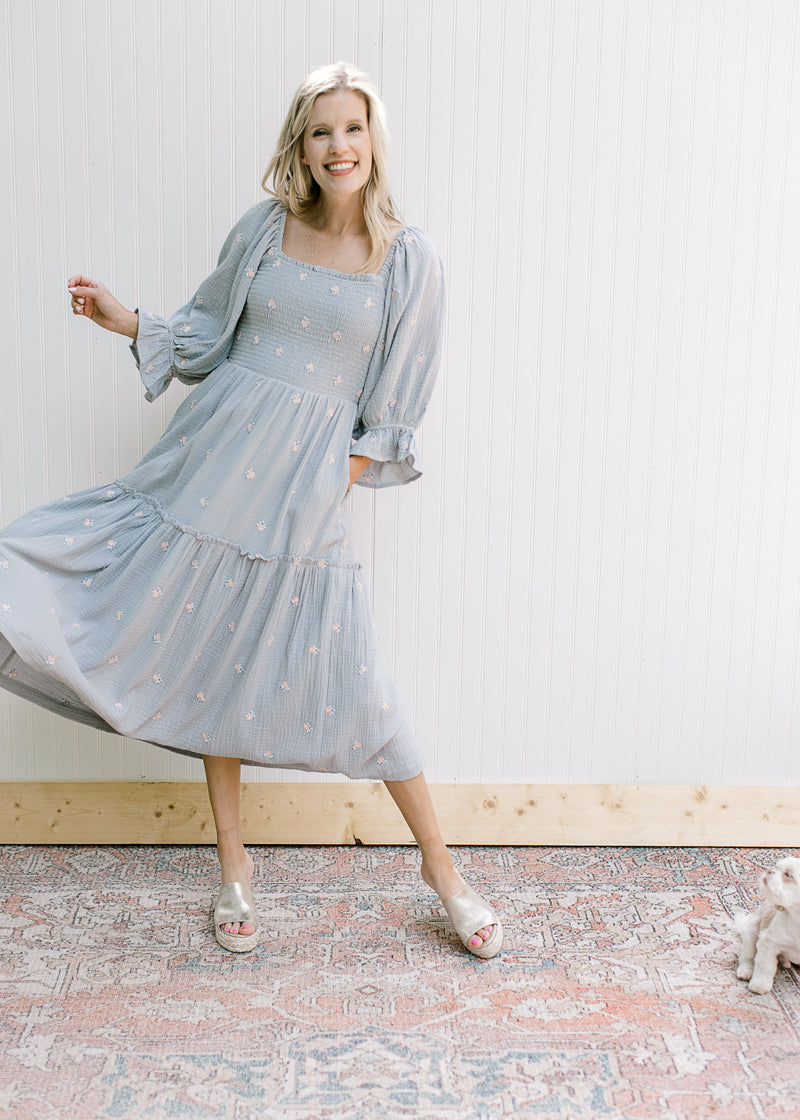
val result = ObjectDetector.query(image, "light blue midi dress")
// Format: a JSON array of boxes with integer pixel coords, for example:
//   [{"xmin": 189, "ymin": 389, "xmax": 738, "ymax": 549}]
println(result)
[{"xmin": 0, "ymin": 199, "xmax": 445, "ymax": 780}]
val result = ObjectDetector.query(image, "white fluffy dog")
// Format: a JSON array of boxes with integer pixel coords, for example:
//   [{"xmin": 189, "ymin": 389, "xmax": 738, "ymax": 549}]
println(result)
[{"xmin": 735, "ymin": 856, "xmax": 800, "ymax": 994}]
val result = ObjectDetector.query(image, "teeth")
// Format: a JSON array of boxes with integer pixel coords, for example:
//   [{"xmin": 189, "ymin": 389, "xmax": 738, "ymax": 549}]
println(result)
[{"xmin": 327, "ymin": 162, "xmax": 355, "ymax": 171}]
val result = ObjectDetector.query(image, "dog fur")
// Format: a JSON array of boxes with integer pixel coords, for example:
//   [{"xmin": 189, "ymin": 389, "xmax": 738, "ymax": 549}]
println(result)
[{"xmin": 735, "ymin": 856, "xmax": 800, "ymax": 994}]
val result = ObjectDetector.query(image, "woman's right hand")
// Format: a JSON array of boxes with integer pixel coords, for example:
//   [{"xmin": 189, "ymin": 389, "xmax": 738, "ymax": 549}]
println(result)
[{"xmin": 67, "ymin": 275, "xmax": 139, "ymax": 339}]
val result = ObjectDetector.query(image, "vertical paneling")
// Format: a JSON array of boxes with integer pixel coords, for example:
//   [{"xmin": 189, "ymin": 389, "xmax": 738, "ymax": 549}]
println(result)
[{"xmin": 2, "ymin": 0, "xmax": 800, "ymax": 788}]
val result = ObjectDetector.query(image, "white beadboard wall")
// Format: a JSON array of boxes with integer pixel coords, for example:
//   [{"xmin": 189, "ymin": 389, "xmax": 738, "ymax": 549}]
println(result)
[{"xmin": 1, "ymin": 0, "xmax": 800, "ymax": 787}]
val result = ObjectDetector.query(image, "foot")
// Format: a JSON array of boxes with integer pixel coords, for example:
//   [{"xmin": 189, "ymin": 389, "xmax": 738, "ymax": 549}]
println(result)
[
  {"xmin": 216, "ymin": 845, "xmax": 256, "ymax": 938},
  {"xmin": 420, "ymin": 853, "xmax": 498, "ymax": 952}
]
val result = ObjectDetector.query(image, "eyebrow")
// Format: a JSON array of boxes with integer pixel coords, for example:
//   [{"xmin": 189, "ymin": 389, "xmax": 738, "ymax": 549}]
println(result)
[{"xmin": 308, "ymin": 117, "xmax": 367, "ymax": 130}]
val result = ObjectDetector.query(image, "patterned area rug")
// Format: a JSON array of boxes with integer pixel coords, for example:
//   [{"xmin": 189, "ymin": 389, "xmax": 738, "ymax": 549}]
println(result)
[{"xmin": 1, "ymin": 845, "xmax": 799, "ymax": 1119}]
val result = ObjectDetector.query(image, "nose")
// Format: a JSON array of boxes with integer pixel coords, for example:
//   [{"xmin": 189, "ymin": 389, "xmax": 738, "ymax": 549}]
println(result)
[{"xmin": 328, "ymin": 129, "xmax": 348, "ymax": 154}]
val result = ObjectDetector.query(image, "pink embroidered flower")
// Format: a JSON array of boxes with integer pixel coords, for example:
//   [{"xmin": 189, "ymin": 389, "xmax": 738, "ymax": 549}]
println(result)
[
  {"xmin": 281, "ymin": 681, "xmax": 291, "ymax": 692},
  {"xmin": 152, "ymin": 673, "xmax": 162, "ymax": 684},
  {"xmin": 196, "ymin": 691, "xmax": 205, "ymax": 702},
  {"xmin": 245, "ymin": 711, "xmax": 255, "ymax": 721},
  {"xmin": 244, "ymin": 469, "xmax": 256, "ymax": 479},
  {"xmin": 309, "ymin": 646, "xmax": 320, "ymax": 656}
]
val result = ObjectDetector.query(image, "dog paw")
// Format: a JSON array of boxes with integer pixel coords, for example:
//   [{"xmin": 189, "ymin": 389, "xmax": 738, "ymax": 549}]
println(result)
[
  {"xmin": 736, "ymin": 963, "xmax": 754, "ymax": 981},
  {"xmin": 748, "ymin": 978, "xmax": 772, "ymax": 995}
]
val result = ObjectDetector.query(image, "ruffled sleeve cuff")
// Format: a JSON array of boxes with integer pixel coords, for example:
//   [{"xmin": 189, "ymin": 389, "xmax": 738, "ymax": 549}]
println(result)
[
  {"xmin": 350, "ymin": 425, "xmax": 421, "ymax": 488},
  {"xmin": 129, "ymin": 309, "xmax": 174, "ymax": 402}
]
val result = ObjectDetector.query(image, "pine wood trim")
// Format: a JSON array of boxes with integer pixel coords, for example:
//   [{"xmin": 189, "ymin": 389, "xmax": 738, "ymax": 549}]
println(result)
[{"xmin": 1, "ymin": 782, "xmax": 798, "ymax": 846}]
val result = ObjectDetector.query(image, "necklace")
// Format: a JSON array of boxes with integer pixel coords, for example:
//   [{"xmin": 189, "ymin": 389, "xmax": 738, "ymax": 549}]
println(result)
[{"xmin": 307, "ymin": 225, "xmax": 315, "ymax": 264}]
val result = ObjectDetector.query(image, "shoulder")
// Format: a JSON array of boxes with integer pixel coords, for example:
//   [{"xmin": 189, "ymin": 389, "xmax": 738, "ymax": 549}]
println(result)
[
  {"xmin": 388, "ymin": 226, "xmax": 444, "ymax": 284},
  {"xmin": 217, "ymin": 197, "xmax": 285, "ymax": 263},
  {"xmin": 232, "ymin": 196, "xmax": 285, "ymax": 239}
]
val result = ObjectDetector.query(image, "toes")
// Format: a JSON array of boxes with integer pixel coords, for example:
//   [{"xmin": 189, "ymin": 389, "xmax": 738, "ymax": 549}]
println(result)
[
  {"xmin": 218, "ymin": 921, "xmax": 256, "ymax": 936},
  {"xmin": 468, "ymin": 925, "xmax": 495, "ymax": 948}
]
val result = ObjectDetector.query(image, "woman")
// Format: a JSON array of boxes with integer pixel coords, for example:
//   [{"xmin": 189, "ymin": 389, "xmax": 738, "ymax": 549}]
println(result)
[{"xmin": 0, "ymin": 63, "xmax": 502, "ymax": 959}]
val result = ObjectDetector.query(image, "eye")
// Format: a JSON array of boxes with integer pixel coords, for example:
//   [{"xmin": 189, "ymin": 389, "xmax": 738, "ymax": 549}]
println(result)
[
  {"xmin": 347, "ymin": 124, "xmax": 362, "ymax": 132},
  {"xmin": 312, "ymin": 129, "xmax": 328, "ymax": 138},
  {"xmin": 783, "ymin": 870, "xmax": 794, "ymax": 881}
]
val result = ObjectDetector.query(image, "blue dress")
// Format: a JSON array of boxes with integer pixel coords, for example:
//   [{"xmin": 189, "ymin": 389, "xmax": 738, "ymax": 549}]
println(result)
[{"xmin": 0, "ymin": 199, "xmax": 445, "ymax": 780}]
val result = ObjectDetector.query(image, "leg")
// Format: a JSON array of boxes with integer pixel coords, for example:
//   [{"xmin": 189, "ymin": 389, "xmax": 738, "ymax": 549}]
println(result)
[
  {"xmin": 735, "ymin": 915, "xmax": 758, "ymax": 981},
  {"xmin": 749, "ymin": 934, "xmax": 780, "ymax": 994},
  {"xmin": 384, "ymin": 771, "xmax": 500, "ymax": 955},
  {"xmin": 203, "ymin": 754, "xmax": 256, "ymax": 939}
]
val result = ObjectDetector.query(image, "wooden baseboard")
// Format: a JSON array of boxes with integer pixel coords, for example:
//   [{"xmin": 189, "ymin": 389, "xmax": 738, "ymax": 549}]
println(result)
[{"xmin": 0, "ymin": 782, "xmax": 798, "ymax": 846}]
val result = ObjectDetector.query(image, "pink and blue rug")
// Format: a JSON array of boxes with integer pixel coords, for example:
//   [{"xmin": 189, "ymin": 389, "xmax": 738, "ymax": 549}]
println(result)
[{"xmin": 1, "ymin": 845, "xmax": 799, "ymax": 1118}]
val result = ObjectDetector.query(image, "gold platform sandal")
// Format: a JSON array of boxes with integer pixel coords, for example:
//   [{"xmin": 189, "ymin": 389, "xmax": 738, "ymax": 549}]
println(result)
[
  {"xmin": 438, "ymin": 874, "xmax": 504, "ymax": 959},
  {"xmin": 213, "ymin": 881, "xmax": 260, "ymax": 953}
]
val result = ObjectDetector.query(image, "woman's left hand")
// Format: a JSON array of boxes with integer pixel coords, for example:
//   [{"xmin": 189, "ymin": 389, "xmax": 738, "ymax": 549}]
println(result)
[{"xmin": 348, "ymin": 455, "xmax": 372, "ymax": 491}]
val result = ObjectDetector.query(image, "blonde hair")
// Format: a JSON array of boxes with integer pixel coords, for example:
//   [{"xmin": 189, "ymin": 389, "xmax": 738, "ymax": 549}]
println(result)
[{"xmin": 262, "ymin": 62, "xmax": 401, "ymax": 273}]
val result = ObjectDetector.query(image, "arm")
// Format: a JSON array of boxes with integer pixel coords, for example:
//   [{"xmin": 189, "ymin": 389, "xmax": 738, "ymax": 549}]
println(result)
[{"xmin": 68, "ymin": 275, "xmax": 138, "ymax": 339}]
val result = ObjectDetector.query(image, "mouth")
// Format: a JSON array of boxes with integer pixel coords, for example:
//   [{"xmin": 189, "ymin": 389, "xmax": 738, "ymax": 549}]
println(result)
[{"xmin": 325, "ymin": 161, "xmax": 357, "ymax": 175}]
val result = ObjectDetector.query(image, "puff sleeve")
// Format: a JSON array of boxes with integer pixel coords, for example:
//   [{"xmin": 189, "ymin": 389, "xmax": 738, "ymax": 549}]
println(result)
[
  {"xmin": 350, "ymin": 229, "xmax": 445, "ymax": 488},
  {"xmin": 129, "ymin": 198, "xmax": 283, "ymax": 401}
]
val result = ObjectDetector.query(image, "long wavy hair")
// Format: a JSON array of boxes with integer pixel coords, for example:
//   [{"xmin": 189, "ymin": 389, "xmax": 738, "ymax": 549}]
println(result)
[{"xmin": 262, "ymin": 62, "xmax": 401, "ymax": 273}]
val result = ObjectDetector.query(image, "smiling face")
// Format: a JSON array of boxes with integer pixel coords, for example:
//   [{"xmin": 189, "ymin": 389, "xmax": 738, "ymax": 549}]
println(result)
[{"xmin": 301, "ymin": 89, "xmax": 373, "ymax": 201}]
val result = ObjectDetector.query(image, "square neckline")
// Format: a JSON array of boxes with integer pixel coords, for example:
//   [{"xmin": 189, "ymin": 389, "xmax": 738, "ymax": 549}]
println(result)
[{"xmin": 275, "ymin": 205, "xmax": 406, "ymax": 282}]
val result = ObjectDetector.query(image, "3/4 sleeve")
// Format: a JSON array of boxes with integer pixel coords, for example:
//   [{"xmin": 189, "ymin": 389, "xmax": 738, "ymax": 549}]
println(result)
[
  {"xmin": 129, "ymin": 199, "xmax": 282, "ymax": 402},
  {"xmin": 350, "ymin": 230, "xmax": 445, "ymax": 488}
]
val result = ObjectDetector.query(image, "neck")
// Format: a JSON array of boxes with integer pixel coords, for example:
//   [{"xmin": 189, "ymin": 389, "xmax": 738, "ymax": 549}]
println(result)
[{"xmin": 311, "ymin": 193, "xmax": 367, "ymax": 237}]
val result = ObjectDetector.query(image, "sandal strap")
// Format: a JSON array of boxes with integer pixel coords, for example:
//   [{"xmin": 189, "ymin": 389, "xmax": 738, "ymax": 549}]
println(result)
[
  {"xmin": 214, "ymin": 881, "xmax": 258, "ymax": 929},
  {"xmin": 440, "ymin": 883, "xmax": 498, "ymax": 944}
]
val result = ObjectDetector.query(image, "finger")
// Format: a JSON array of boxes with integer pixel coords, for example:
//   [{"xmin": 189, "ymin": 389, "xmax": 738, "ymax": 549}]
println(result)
[
  {"xmin": 67, "ymin": 274, "xmax": 99, "ymax": 291},
  {"xmin": 68, "ymin": 284, "xmax": 101, "ymax": 298}
]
